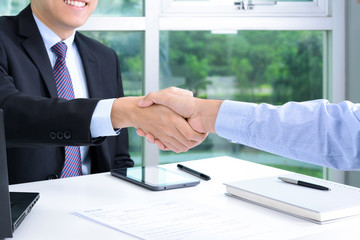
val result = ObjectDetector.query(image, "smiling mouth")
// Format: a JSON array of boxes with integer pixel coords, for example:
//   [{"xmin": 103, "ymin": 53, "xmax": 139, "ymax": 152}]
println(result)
[{"xmin": 64, "ymin": 0, "xmax": 87, "ymax": 8}]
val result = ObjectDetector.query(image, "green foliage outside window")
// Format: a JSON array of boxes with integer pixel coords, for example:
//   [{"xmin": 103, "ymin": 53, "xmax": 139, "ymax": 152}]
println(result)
[
  {"xmin": 160, "ymin": 31, "xmax": 323, "ymax": 104},
  {"xmin": 0, "ymin": 0, "xmax": 30, "ymax": 15},
  {"xmin": 160, "ymin": 31, "xmax": 324, "ymax": 177}
]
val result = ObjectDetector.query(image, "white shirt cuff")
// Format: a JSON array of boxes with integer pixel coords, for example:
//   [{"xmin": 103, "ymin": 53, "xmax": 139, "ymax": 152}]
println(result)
[{"xmin": 90, "ymin": 99, "xmax": 120, "ymax": 138}]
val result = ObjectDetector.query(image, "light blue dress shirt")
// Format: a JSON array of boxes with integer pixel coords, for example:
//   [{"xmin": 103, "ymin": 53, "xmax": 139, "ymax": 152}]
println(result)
[{"xmin": 215, "ymin": 99, "xmax": 360, "ymax": 170}]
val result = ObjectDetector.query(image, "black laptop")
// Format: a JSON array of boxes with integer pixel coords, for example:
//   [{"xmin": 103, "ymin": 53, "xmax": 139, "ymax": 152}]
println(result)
[{"xmin": 0, "ymin": 109, "xmax": 39, "ymax": 239}]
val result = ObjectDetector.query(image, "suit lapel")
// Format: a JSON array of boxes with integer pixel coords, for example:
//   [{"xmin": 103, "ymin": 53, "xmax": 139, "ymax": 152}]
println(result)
[
  {"xmin": 75, "ymin": 35, "xmax": 103, "ymax": 98},
  {"xmin": 18, "ymin": 5, "xmax": 58, "ymax": 97},
  {"xmin": 17, "ymin": 6, "xmax": 103, "ymax": 99}
]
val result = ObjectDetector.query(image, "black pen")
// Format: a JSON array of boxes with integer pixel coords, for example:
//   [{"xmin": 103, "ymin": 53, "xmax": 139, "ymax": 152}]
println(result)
[
  {"xmin": 278, "ymin": 177, "xmax": 330, "ymax": 191},
  {"xmin": 177, "ymin": 164, "xmax": 211, "ymax": 181}
]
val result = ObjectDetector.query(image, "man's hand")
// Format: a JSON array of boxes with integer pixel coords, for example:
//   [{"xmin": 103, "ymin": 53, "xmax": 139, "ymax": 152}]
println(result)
[
  {"xmin": 138, "ymin": 87, "xmax": 207, "ymax": 133},
  {"xmin": 110, "ymin": 96, "xmax": 206, "ymax": 153},
  {"xmin": 136, "ymin": 87, "xmax": 223, "ymax": 150}
]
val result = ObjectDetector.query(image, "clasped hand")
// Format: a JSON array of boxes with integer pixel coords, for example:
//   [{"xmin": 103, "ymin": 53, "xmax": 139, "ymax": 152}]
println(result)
[
  {"xmin": 111, "ymin": 87, "xmax": 221, "ymax": 153},
  {"xmin": 136, "ymin": 87, "xmax": 221, "ymax": 152}
]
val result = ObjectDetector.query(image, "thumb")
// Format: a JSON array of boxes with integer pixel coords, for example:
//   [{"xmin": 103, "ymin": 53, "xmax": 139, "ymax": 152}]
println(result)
[
  {"xmin": 138, "ymin": 98, "xmax": 155, "ymax": 107},
  {"xmin": 138, "ymin": 92, "xmax": 160, "ymax": 107}
]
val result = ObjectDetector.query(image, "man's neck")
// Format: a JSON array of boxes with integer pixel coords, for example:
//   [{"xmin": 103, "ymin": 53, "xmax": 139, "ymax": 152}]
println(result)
[{"xmin": 31, "ymin": 8, "xmax": 75, "ymax": 40}]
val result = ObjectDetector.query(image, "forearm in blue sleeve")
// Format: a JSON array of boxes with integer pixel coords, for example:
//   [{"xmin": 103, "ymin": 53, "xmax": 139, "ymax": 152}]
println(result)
[{"xmin": 215, "ymin": 99, "xmax": 360, "ymax": 170}]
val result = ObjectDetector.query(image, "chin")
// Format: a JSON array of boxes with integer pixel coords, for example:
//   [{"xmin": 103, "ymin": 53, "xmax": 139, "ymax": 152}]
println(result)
[{"xmin": 63, "ymin": 17, "xmax": 88, "ymax": 29}]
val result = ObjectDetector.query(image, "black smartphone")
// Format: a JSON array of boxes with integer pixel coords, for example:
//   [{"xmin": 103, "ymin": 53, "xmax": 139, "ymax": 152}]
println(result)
[{"xmin": 111, "ymin": 166, "xmax": 200, "ymax": 191}]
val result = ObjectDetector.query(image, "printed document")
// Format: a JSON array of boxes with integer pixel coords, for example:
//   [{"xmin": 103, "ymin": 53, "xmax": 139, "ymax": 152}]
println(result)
[{"xmin": 74, "ymin": 198, "xmax": 275, "ymax": 240}]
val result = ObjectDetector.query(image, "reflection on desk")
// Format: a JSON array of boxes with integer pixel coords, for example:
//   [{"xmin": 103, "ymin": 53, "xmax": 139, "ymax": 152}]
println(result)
[{"xmin": 9, "ymin": 156, "xmax": 360, "ymax": 240}]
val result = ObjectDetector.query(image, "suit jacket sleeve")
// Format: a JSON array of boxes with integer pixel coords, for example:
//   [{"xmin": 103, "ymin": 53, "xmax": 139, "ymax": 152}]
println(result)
[{"xmin": 0, "ymin": 37, "xmax": 104, "ymax": 147}]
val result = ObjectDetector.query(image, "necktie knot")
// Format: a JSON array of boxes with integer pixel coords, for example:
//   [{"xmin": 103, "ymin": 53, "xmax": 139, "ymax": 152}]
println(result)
[{"xmin": 51, "ymin": 42, "xmax": 67, "ymax": 59}]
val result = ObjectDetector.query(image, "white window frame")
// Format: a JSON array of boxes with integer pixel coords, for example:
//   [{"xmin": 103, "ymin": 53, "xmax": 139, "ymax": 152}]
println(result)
[
  {"xmin": 79, "ymin": 0, "xmax": 345, "ymax": 172},
  {"xmin": 161, "ymin": 0, "xmax": 328, "ymax": 16}
]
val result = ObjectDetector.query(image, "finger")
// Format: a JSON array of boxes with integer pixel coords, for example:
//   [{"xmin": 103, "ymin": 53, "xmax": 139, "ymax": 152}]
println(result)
[
  {"xmin": 157, "ymin": 128, "xmax": 201, "ymax": 153},
  {"xmin": 172, "ymin": 118, "xmax": 207, "ymax": 148},
  {"xmin": 153, "ymin": 126, "xmax": 192, "ymax": 153},
  {"xmin": 143, "ymin": 127, "xmax": 186, "ymax": 153},
  {"xmin": 138, "ymin": 98, "xmax": 154, "ymax": 107},
  {"xmin": 157, "ymin": 138, "xmax": 184, "ymax": 153},
  {"xmin": 154, "ymin": 139, "xmax": 166, "ymax": 151},
  {"xmin": 137, "ymin": 129, "xmax": 159, "ymax": 146},
  {"xmin": 136, "ymin": 128, "xmax": 146, "ymax": 137},
  {"xmin": 138, "ymin": 87, "xmax": 193, "ymax": 108},
  {"xmin": 138, "ymin": 91, "xmax": 161, "ymax": 108},
  {"xmin": 138, "ymin": 124, "xmax": 198, "ymax": 153},
  {"xmin": 167, "ymin": 87, "xmax": 193, "ymax": 97},
  {"xmin": 135, "ymin": 104, "xmax": 200, "ymax": 153},
  {"xmin": 138, "ymin": 92, "xmax": 167, "ymax": 108},
  {"xmin": 145, "ymin": 133, "xmax": 155, "ymax": 144}
]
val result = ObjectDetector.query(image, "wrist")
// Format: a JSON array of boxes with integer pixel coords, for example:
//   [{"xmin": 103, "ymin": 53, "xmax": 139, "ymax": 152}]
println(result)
[
  {"xmin": 111, "ymin": 97, "xmax": 143, "ymax": 129},
  {"xmin": 196, "ymin": 99, "xmax": 223, "ymax": 133}
]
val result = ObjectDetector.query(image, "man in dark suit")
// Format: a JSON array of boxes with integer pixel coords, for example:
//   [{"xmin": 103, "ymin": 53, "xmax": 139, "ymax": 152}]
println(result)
[{"xmin": 0, "ymin": 0, "xmax": 205, "ymax": 184}]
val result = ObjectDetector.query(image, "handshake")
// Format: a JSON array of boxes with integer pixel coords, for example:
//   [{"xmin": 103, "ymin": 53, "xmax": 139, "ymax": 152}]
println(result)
[{"xmin": 111, "ymin": 87, "xmax": 223, "ymax": 153}]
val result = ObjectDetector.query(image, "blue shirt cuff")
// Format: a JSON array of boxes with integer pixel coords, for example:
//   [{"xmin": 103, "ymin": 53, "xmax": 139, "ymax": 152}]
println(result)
[
  {"xmin": 90, "ymin": 99, "xmax": 120, "ymax": 138},
  {"xmin": 215, "ymin": 100, "xmax": 256, "ymax": 144}
]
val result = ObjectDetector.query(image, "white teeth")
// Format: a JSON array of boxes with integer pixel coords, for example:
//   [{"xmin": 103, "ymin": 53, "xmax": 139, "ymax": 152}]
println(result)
[{"xmin": 64, "ymin": 0, "xmax": 86, "ymax": 7}]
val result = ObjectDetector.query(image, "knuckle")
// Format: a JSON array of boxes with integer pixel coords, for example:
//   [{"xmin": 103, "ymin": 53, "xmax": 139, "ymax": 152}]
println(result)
[
  {"xmin": 180, "ymin": 142, "xmax": 191, "ymax": 152},
  {"xmin": 163, "ymin": 128, "xmax": 172, "ymax": 136},
  {"xmin": 184, "ymin": 131, "xmax": 196, "ymax": 140},
  {"xmin": 182, "ymin": 147, "xmax": 190, "ymax": 152},
  {"xmin": 147, "ymin": 92, "xmax": 155, "ymax": 99},
  {"xmin": 168, "ymin": 86, "xmax": 176, "ymax": 92}
]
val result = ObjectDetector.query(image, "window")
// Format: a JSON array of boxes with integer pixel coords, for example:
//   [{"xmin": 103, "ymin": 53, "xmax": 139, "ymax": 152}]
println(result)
[
  {"xmin": 93, "ymin": 0, "xmax": 143, "ymax": 17},
  {"xmin": 161, "ymin": 0, "xmax": 328, "ymax": 16},
  {"xmin": 80, "ymin": 0, "xmax": 145, "ymax": 166},
  {"xmin": 1, "ymin": 1, "xmax": 347, "ymax": 179},
  {"xmin": 159, "ymin": 30, "xmax": 324, "ymax": 177},
  {"xmin": 0, "ymin": 0, "xmax": 29, "ymax": 15},
  {"xmin": 81, "ymin": 31, "xmax": 144, "ymax": 166}
]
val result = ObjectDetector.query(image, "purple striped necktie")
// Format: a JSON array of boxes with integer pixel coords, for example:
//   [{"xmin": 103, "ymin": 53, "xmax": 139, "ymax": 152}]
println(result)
[{"xmin": 52, "ymin": 41, "xmax": 82, "ymax": 178}]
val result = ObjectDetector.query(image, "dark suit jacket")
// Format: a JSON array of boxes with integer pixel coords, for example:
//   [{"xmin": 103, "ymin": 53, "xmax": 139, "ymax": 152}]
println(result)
[{"xmin": 0, "ymin": 5, "xmax": 134, "ymax": 184}]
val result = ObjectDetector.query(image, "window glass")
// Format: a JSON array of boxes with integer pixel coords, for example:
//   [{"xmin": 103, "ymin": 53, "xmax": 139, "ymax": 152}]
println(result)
[
  {"xmin": 173, "ymin": 0, "xmax": 312, "ymax": 2},
  {"xmin": 167, "ymin": 0, "xmax": 326, "ymax": 16},
  {"xmin": 93, "ymin": 0, "xmax": 143, "ymax": 17},
  {"xmin": 159, "ymin": 30, "xmax": 324, "ymax": 178},
  {"xmin": 0, "ymin": 0, "xmax": 29, "ymax": 15},
  {"xmin": 82, "ymin": 31, "xmax": 144, "ymax": 166}
]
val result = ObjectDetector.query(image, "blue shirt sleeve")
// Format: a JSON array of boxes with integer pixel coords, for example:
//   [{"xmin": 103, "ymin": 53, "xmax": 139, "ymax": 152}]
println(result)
[
  {"xmin": 90, "ymin": 99, "xmax": 120, "ymax": 138},
  {"xmin": 215, "ymin": 99, "xmax": 360, "ymax": 170}
]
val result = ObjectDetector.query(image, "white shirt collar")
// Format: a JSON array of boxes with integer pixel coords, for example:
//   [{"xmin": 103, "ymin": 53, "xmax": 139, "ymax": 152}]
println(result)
[{"xmin": 32, "ymin": 13, "xmax": 76, "ymax": 56}]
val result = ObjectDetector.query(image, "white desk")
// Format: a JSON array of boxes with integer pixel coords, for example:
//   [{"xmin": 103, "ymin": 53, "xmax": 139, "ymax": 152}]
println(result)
[{"xmin": 8, "ymin": 156, "xmax": 360, "ymax": 240}]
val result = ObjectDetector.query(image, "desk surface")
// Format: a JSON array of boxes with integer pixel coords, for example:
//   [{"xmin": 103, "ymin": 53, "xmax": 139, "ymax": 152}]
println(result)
[{"xmin": 8, "ymin": 156, "xmax": 360, "ymax": 240}]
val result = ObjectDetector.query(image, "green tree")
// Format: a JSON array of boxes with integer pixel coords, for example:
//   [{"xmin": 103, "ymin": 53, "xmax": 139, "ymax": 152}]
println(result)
[
  {"xmin": 162, "ymin": 31, "xmax": 212, "ymax": 96},
  {"xmin": 270, "ymin": 31, "xmax": 323, "ymax": 103}
]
